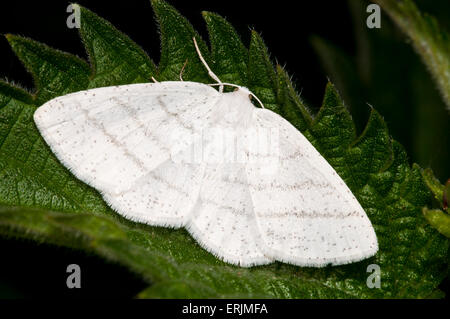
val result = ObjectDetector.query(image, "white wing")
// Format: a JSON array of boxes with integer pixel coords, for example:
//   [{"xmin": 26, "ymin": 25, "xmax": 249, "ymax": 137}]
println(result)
[
  {"xmin": 246, "ymin": 109, "xmax": 378, "ymax": 267},
  {"xmin": 35, "ymin": 81, "xmax": 378, "ymax": 267},
  {"xmin": 186, "ymin": 163, "xmax": 272, "ymax": 266},
  {"xmin": 34, "ymin": 81, "xmax": 220, "ymax": 227}
]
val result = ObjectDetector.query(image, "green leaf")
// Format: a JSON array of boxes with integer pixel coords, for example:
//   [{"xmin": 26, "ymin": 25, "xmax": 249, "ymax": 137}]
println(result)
[
  {"xmin": 0, "ymin": 1, "xmax": 448, "ymax": 298},
  {"xmin": 423, "ymin": 208, "xmax": 450, "ymax": 238},
  {"xmin": 276, "ymin": 65, "xmax": 312, "ymax": 132},
  {"xmin": 151, "ymin": 0, "xmax": 209, "ymax": 82},
  {"xmin": 202, "ymin": 11, "xmax": 248, "ymax": 86},
  {"xmin": 421, "ymin": 168, "xmax": 450, "ymax": 237},
  {"xmin": 0, "ymin": 81, "xmax": 108, "ymax": 213},
  {"xmin": 5, "ymin": 34, "xmax": 90, "ymax": 104},
  {"xmin": 248, "ymin": 31, "xmax": 279, "ymax": 112},
  {"xmin": 373, "ymin": 0, "xmax": 450, "ymax": 110},
  {"xmin": 422, "ymin": 168, "xmax": 446, "ymax": 207},
  {"xmin": 309, "ymin": 35, "xmax": 367, "ymax": 124},
  {"xmin": 75, "ymin": 4, "xmax": 157, "ymax": 88}
]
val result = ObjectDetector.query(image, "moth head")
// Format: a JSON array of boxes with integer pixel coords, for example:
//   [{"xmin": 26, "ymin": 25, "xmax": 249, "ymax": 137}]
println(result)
[
  {"xmin": 215, "ymin": 83, "xmax": 264, "ymax": 108},
  {"xmin": 233, "ymin": 86, "xmax": 252, "ymax": 100}
]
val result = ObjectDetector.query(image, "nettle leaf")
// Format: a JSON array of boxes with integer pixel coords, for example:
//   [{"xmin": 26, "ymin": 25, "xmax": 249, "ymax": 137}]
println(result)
[
  {"xmin": 75, "ymin": 4, "xmax": 157, "ymax": 88},
  {"xmin": 248, "ymin": 31, "xmax": 279, "ymax": 112},
  {"xmin": 0, "ymin": 81, "xmax": 108, "ymax": 213},
  {"xmin": 0, "ymin": 1, "xmax": 448, "ymax": 298},
  {"xmin": 5, "ymin": 34, "xmax": 90, "ymax": 104},
  {"xmin": 152, "ymin": 0, "xmax": 209, "ymax": 82},
  {"xmin": 203, "ymin": 11, "xmax": 248, "ymax": 86}
]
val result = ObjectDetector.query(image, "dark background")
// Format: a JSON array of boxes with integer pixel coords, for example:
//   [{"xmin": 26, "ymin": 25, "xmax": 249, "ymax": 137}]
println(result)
[{"xmin": 0, "ymin": 0, "xmax": 448, "ymax": 298}]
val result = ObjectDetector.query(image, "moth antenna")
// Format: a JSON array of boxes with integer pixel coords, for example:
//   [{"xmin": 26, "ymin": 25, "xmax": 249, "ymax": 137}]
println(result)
[
  {"xmin": 193, "ymin": 37, "xmax": 224, "ymax": 93},
  {"xmin": 151, "ymin": 76, "xmax": 159, "ymax": 83},
  {"xmin": 179, "ymin": 59, "xmax": 188, "ymax": 81}
]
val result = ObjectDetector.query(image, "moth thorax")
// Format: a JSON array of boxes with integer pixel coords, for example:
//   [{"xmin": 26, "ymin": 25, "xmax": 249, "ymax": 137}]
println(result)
[{"xmin": 217, "ymin": 88, "xmax": 254, "ymax": 127}]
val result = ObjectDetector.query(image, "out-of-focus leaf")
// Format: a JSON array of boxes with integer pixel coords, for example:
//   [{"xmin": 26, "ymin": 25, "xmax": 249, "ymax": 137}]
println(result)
[{"xmin": 374, "ymin": 0, "xmax": 450, "ymax": 110}]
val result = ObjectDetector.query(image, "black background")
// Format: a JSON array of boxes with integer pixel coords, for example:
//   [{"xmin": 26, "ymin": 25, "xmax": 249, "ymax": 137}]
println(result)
[
  {"xmin": 0, "ymin": 0, "xmax": 356, "ymax": 112},
  {"xmin": 0, "ymin": 0, "xmax": 448, "ymax": 299}
]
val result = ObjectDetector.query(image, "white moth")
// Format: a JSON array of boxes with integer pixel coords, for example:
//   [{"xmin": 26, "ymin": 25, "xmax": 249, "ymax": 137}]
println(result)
[{"xmin": 33, "ymin": 38, "xmax": 378, "ymax": 267}]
